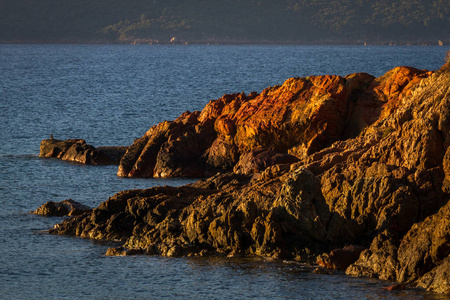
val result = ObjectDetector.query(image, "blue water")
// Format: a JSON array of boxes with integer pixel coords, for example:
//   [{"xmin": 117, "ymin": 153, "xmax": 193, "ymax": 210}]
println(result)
[{"xmin": 1, "ymin": 45, "xmax": 449, "ymax": 300}]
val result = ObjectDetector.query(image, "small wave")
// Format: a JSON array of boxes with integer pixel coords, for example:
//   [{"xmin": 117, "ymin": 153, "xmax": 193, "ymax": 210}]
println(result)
[{"xmin": 0, "ymin": 154, "xmax": 38, "ymax": 159}]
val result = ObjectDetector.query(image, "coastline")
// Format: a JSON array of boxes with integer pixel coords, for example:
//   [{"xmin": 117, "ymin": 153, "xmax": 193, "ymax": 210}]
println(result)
[
  {"xmin": 36, "ymin": 59, "xmax": 450, "ymax": 294},
  {"xmin": 1, "ymin": 37, "xmax": 448, "ymax": 46}
]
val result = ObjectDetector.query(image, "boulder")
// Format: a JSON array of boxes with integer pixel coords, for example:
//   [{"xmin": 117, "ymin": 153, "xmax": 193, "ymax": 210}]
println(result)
[
  {"xmin": 32, "ymin": 199, "xmax": 91, "ymax": 216},
  {"xmin": 316, "ymin": 245, "xmax": 365, "ymax": 270},
  {"xmin": 39, "ymin": 138, "xmax": 126, "ymax": 165},
  {"xmin": 345, "ymin": 230, "xmax": 400, "ymax": 281}
]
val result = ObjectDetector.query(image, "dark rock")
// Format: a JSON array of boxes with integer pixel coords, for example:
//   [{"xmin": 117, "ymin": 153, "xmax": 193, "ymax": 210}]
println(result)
[
  {"xmin": 117, "ymin": 112, "xmax": 217, "ymax": 178},
  {"xmin": 105, "ymin": 247, "xmax": 126, "ymax": 256},
  {"xmin": 417, "ymin": 255, "xmax": 450, "ymax": 294},
  {"xmin": 39, "ymin": 138, "xmax": 126, "ymax": 165},
  {"xmin": 32, "ymin": 199, "xmax": 91, "ymax": 216},
  {"xmin": 383, "ymin": 284, "xmax": 406, "ymax": 291},
  {"xmin": 347, "ymin": 199, "xmax": 450, "ymax": 293},
  {"xmin": 316, "ymin": 245, "xmax": 365, "ymax": 271},
  {"xmin": 397, "ymin": 199, "xmax": 450, "ymax": 284},
  {"xmin": 313, "ymin": 267, "xmax": 334, "ymax": 275},
  {"xmin": 105, "ymin": 247, "xmax": 144, "ymax": 256},
  {"xmin": 346, "ymin": 230, "xmax": 400, "ymax": 281}
]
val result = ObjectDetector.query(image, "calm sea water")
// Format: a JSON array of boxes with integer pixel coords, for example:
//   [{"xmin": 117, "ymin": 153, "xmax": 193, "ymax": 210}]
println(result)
[{"xmin": 1, "ymin": 45, "xmax": 449, "ymax": 300}]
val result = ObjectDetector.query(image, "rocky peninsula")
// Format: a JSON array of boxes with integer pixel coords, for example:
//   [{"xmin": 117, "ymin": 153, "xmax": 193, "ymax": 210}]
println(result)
[{"xmin": 38, "ymin": 61, "xmax": 450, "ymax": 294}]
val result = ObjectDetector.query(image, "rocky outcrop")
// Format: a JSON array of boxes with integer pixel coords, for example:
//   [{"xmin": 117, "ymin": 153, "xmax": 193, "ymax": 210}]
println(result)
[
  {"xmin": 339, "ymin": 69, "xmax": 450, "ymax": 293},
  {"xmin": 46, "ymin": 64, "xmax": 450, "ymax": 294},
  {"xmin": 32, "ymin": 199, "xmax": 91, "ymax": 216},
  {"xmin": 346, "ymin": 199, "xmax": 450, "ymax": 293},
  {"xmin": 39, "ymin": 138, "xmax": 127, "ymax": 165},
  {"xmin": 118, "ymin": 67, "xmax": 430, "ymax": 178},
  {"xmin": 39, "ymin": 67, "xmax": 429, "ymax": 177}
]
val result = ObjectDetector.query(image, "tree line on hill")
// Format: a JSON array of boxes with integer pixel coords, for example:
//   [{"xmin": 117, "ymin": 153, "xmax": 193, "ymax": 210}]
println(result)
[{"xmin": 0, "ymin": 0, "xmax": 448, "ymax": 44}]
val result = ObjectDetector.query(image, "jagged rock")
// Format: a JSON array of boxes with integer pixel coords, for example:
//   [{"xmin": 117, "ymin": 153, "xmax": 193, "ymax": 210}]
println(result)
[
  {"xmin": 368, "ymin": 66, "xmax": 431, "ymax": 120},
  {"xmin": 397, "ymin": 199, "xmax": 450, "ymax": 284},
  {"xmin": 50, "ymin": 170, "xmax": 328, "ymax": 259},
  {"xmin": 417, "ymin": 255, "xmax": 450, "ymax": 294},
  {"xmin": 39, "ymin": 138, "xmax": 126, "ymax": 165},
  {"xmin": 118, "ymin": 70, "xmax": 429, "ymax": 178},
  {"xmin": 204, "ymin": 134, "xmax": 239, "ymax": 174},
  {"xmin": 32, "ymin": 199, "xmax": 91, "ymax": 216},
  {"xmin": 273, "ymin": 167, "xmax": 330, "ymax": 243},
  {"xmin": 345, "ymin": 230, "xmax": 400, "ymax": 281},
  {"xmin": 40, "ymin": 67, "xmax": 431, "ymax": 177},
  {"xmin": 117, "ymin": 112, "xmax": 217, "ymax": 178},
  {"xmin": 347, "ymin": 199, "xmax": 450, "ymax": 293}
]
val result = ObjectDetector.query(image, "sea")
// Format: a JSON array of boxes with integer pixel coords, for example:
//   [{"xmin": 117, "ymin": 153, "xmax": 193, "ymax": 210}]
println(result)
[{"xmin": 1, "ymin": 44, "xmax": 449, "ymax": 300}]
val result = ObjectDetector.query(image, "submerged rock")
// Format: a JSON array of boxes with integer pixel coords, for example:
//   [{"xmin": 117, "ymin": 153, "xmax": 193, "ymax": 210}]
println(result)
[{"xmin": 383, "ymin": 284, "xmax": 406, "ymax": 291}]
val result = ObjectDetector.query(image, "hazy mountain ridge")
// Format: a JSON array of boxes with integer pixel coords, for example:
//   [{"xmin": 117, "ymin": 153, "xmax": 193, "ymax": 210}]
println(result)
[{"xmin": 1, "ymin": 0, "xmax": 449, "ymax": 44}]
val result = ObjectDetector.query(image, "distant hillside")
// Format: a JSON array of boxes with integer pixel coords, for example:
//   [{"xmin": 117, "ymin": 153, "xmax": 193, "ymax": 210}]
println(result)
[{"xmin": 1, "ymin": 0, "xmax": 449, "ymax": 44}]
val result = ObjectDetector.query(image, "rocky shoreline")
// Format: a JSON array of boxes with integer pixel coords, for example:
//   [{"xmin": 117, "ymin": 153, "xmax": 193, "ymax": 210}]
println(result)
[{"xmin": 37, "ymin": 60, "xmax": 450, "ymax": 294}]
